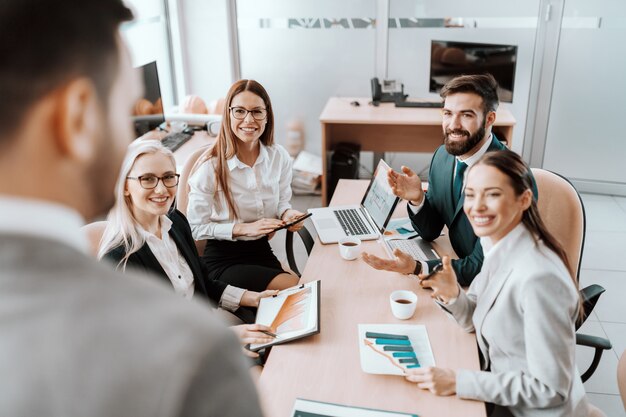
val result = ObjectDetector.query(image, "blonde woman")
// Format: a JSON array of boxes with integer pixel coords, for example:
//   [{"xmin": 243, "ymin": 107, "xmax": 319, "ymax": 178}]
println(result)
[
  {"xmin": 187, "ymin": 80, "xmax": 303, "ymax": 292},
  {"xmin": 99, "ymin": 140, "xmax": 274, "ymax": 351}
]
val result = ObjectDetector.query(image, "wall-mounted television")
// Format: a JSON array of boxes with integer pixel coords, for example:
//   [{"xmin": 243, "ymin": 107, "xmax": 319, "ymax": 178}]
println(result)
[{"xmin": 429, "ymin": 40, "xmax": 518, "ymax": 103}]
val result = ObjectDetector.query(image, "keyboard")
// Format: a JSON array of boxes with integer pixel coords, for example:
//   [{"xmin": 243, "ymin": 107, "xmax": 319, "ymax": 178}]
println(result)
[
  {"xmin": 386, "ymin": 238, "xmax": 439, "ymax": 261},
  {"xmin": 395, "ymin": 100, "xmax": 443, "ymax": 108},
  {"xmin": 161, "ymin": 131, "xmax": 193, "ymax": 152},
  {"xmin": 333, "ymin": 208, "xmax": 373, "ymax": 236}
]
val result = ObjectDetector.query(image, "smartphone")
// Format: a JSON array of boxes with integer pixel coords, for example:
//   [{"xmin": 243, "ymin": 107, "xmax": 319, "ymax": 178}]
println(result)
[
  {"xmin": 269, "ymin": 212, "xmax": 312, "ymax": 233},
  {"xmin": 419, "ymin": 262, "xmax": 443, "ymax": 281}
]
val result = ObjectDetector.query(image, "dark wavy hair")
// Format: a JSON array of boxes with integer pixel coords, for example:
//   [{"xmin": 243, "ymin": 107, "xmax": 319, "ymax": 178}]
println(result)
[
  {"xmin": 0, "ymin": 0, "xmax": 133, "ymax": 139},
  {"xmin": 440, "ymin": 73, "xmax": 499, "ymax": 114}
]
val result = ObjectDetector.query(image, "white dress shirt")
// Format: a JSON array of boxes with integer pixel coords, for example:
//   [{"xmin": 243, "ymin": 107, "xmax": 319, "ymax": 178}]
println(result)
[
  {"xmin": 0, "ymin": 195, "xmax": 88, "ymax": 253},
  {"xmin": 135, "ymin": 216, "xmax": 246, "ymax": 310},
  {"xmin": 187, "ymin": 143, "xmax": 293, "ymax": 241},
  {"xmin": 139, "ymin": 215, "xmax": 195, "ymax": 300}
]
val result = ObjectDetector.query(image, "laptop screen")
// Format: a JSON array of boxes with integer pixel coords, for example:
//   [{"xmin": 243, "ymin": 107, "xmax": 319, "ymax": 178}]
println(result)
[{"xmin": 361, "ymin": 160, "xmax": 399, "ymax": 232}]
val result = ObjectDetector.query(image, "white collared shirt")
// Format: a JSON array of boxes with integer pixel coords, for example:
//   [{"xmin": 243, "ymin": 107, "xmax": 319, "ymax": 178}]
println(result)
[
  {"xmin": 139, "ymin": 215, "xmax": 195, "ymax": 300},
  {"xmin": 0, "ymin": 195, "xmax": 88, "ymax": 253},
  {"xmin": 187, "ymin": 143, "xmax": 293, "ymax": 241}
]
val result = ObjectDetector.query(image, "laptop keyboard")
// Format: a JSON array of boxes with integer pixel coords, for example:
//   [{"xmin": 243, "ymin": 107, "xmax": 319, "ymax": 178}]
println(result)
[
  {"xmin": 161, "ymin": 131, "xmax": 193, "ymax": 152},
  {"xmin": 333, "ymin": 208, "xmax": 372, "ymax": 236},
  {"xmin": 387, "ymin": 239, "xmax": 433, "ymax": 261}
]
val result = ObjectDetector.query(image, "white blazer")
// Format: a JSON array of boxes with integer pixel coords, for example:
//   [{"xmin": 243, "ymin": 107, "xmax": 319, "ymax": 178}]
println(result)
[{"xmin": 443, "ymin": 224, "xmax": 589, "ymax": 417}]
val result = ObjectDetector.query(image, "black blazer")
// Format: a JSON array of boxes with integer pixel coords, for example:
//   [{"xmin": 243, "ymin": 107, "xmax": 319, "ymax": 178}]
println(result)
[
  {"xmin": 409, "ymin": 136, "xmax": 537, "ymax": 286},
  {"xmin": 104, "ymin": 209, "xmax": 227, "ymax": 304}
]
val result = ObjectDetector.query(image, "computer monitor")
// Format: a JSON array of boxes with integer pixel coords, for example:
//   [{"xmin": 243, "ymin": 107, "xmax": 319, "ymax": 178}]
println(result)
[
  {"xmin": 133, "ymin": 61, "xmax": 165, "ymax": 136},
  {"xmin": 429, "ymin": 40, "xmax": 518, "ymax": 103}
]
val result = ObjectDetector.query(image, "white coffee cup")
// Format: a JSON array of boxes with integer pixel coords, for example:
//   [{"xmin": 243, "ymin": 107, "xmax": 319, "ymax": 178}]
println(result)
[
  {"xmin": 338, "ymin": 236, "xmax": 361, "ymax": 260},
  {"xmin": 207, "ymin": 120, "xmax": 221, "ymax": 137},
  {"xmin": 389, "ymin": 290, "xmax": 418, "ymax": 320},
  {"xmin": 169, "ymin": 121, "xmax": 188, "ymax": 133}
]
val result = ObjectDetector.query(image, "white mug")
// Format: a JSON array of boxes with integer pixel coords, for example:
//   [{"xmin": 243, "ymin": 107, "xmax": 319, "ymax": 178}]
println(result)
[
  {"xmin": 338, "ymin": 236, "xmax": 361, "ymax": 261},
  {"xmin": 207, "ymin": 120, "xmax": 221, "ymax": 137},
  {"xmin": 389, "ymin": 290, "xmax": 418, "ymax": 320}
]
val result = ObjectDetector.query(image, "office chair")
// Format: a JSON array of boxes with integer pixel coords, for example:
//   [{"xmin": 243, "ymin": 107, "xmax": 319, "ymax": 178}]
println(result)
[
  {"xmin": 285, "ymin": 226, "xmax": 314, "ymax": 277},
  {"xmin": 617, "ymin": 350, "xmax": 626, "ymax": 410},
  {"xmin": 532, "ymin": 168, "xmax": 612, "ymax": 382},
  {"xmin": 176, "ymin": 144, "xmax": 211, "ymax": 256},
  {"xmin": 176, "ymin": 145, "xmax": 314, "ymax": 276},
  {"xmin": 81, "ymin": 221, "xmax": 108, "ymax": 257}
]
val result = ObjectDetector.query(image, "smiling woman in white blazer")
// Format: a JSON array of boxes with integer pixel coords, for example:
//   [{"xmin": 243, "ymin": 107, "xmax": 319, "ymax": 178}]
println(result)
[{"xmin": 407, "ymin": 150, "xmax": 590, "ymax": 417}]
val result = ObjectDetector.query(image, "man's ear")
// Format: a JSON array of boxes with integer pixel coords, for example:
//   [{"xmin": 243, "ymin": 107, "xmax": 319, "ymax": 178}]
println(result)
[
  {"xmin": 485, "ymin": 110, "xmax": 497, "ymax": 129},
  {"xmin": 52, "ymin": 78, "xmax": 101, "ymax": 162}
]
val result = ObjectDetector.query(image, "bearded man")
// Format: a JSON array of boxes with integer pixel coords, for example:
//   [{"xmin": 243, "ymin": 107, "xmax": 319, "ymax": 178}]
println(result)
[{"xmin": 363, "ymin": 74, "xmax": 536, "ymax": 285}]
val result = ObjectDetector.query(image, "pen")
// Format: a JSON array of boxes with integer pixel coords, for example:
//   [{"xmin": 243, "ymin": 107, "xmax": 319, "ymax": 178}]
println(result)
[
  {"xmin": 419, "ymin": 262, "xmax": 443, "ymax": 281},
  {"xmin": 272, "ymin": 283, "xmax": 305, "ymax": 297},
  {"xmin": 260, "ymin": 330, "xmax": 278, "ymax": 338}
]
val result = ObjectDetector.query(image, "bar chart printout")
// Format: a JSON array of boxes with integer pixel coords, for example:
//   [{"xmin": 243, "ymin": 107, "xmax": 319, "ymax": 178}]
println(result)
[{"xmin": 358, "ymin": 324, "xmax": 435, "ymax": 375}]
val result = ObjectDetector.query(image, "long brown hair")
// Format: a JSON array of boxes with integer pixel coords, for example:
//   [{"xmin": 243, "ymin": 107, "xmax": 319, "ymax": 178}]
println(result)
[
  {"xmin": 469, "ymin": 150, "xmax": 583, "ymax": 317},
  {"xmin": 195, "ymin": 79, "xmax": 274, "ymax": 219}
]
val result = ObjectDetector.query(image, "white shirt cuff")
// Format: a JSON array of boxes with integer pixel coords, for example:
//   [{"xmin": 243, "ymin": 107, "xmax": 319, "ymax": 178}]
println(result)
[
  {"xmin": 408, "ymin": 197, "xmax": 425, "ymax": 214},
  {"xmin": 214, "ymin": 223, "xmax": 235, "ymax": 241},
  {"xmin": 219, "ymin": 285, "xmax": 245, "ymax": 312}
]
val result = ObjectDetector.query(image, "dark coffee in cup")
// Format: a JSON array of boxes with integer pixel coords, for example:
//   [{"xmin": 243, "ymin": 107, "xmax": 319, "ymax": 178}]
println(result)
[
  {"xmin": 341, "ymin": 242, "xmax": 358, "ymax": 247},
  {"xmin": 395, "ymin": 299, "xmax": 412, "ymax": 304}
]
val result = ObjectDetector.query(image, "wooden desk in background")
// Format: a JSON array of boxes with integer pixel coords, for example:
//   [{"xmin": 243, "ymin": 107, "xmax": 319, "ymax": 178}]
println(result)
[
  {"xmin": 258, "ymin": 179, "xmax": 485, "ymax": 417},
  {"xmin": 319, "ymin": 97, "xmax": 516, "ymax": 205}
]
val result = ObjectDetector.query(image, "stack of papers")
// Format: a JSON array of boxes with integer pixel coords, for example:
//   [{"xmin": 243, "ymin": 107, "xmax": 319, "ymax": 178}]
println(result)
[{"xmin": 292, "ymin": 151, "xmax": 322, "ymax": 195}]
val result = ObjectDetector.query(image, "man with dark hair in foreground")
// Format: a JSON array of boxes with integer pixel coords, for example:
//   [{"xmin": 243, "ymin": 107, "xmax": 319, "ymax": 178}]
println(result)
[{"xmin": 0, "ymin": 1, "xmax": 263, "ymax": 416}]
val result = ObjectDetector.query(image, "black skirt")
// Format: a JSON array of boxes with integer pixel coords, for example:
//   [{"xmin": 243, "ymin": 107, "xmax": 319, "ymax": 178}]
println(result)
[{"xmin": 201, "ymin": 237, "xmax": 286, "ymax": 292}]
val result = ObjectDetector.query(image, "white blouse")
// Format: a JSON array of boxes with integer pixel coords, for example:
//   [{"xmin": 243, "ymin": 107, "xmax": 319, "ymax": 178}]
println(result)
[
  {"xmin": 187, "ymin": 143, "xmax": 293, "ymax": 241},
  {"xmin": 139, "ymin": 215, "xmax": 195, "ymax": 300}
]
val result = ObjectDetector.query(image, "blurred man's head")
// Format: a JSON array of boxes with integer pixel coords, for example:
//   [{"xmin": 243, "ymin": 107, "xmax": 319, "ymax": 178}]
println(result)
[
  {"xmin": 439, "ymin": 74, "xmax": 499, "ymax": 158},
  {"xmin": 0, "ymin": 0, "xmax": 139, "ymax": 220}
]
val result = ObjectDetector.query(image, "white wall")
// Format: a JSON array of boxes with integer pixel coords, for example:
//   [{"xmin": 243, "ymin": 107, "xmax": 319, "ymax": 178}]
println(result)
[
  {"xmin": 542, "ymin": 0, "xmax": 626, "ymax": 189},
  {"xmin": 177, "ymin": 0, "xmax": 234, "ymax": 105},
  {"xmin": 122, "ymin": 0, "xmax": 176, "ymax": 109}
]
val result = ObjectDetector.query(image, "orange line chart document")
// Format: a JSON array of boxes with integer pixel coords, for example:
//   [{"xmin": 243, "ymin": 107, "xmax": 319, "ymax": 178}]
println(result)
[{"xmin": 250, "ymin": 280, "xmax": 320, "ymax": 351}]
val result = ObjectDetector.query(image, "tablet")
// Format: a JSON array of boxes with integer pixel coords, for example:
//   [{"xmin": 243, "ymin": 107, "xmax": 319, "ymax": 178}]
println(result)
[{"xmin": 270, "ymin": 212, "xmax": 312, "ymax": 233}]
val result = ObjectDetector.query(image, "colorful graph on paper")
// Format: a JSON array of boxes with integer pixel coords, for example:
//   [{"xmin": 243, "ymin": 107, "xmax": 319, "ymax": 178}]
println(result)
[
  {"xmin": 358, "ymin": 324, "xmax": 435, "ymax": 375},
  {"xmin": 249, "ymin": 281, "xmax": 320, "ymax": 351}
]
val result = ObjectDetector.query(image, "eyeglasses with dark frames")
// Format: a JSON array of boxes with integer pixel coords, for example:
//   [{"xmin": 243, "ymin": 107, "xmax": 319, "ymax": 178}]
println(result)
[
  {"xmin": 229, "ymin": 106, "xmax": 267, "ymax": 121},
  {"xmin": 126, "ymin": 173, "xmax": 180, "ymax": 189}
]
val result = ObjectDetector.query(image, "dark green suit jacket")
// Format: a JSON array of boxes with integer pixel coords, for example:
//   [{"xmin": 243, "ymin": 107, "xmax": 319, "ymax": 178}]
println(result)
[{"xmin": 408, "ymin": 136, "xmax": 537, "ymax": 285}]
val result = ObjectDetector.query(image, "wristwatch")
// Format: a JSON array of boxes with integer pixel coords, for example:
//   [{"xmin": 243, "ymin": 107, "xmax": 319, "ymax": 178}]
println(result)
[{"xmin": 412, "ymin": 260, "xmax": 422, "ymax": 276}]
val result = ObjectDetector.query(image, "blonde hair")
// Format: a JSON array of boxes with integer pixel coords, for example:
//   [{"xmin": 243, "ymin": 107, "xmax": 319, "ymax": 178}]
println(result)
[{"xmin": 97, "ymin": 140, "xmax": 176, "ymax": 269}]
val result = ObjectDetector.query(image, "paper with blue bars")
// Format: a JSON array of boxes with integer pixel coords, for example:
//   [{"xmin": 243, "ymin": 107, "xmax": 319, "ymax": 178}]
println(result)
[{"xmin": 358, "ymin": 324, "xmax": 435, "ymax": 375}]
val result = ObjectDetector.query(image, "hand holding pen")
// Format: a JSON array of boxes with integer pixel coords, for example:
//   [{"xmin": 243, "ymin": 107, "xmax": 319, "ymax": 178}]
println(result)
[
  {"xmin": 417, "ymin": 256, "xmax": 460, "ymax": 303},
  {"xmin": 232, "ymin": 324, "xmax": 276, "ymax": 358}
]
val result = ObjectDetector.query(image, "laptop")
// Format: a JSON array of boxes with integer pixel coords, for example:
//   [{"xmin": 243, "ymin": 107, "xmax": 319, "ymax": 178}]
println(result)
[
  {"xmin": 309, "ymin": 159, "xmax": 399, "ymax": 244},
  {"xmin": 309, "ymin": 159, "xmax": 440, "ymax": 262}
]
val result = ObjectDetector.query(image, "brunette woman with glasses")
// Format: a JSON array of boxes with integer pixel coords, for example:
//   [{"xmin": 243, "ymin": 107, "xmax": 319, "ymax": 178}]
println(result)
[{"xmin": 186, "ymin": 80, "xmax": 304, "ymax": 293}]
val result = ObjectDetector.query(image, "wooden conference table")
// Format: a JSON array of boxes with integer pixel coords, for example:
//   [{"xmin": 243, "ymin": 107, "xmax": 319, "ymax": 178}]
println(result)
[
  {"xmin": 258, "ymin": 180, "xmax": 485, "ymax": 417},
  {"xmin": 319, "ymin": 97, "xmax": 516, "ymax": 205}
]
